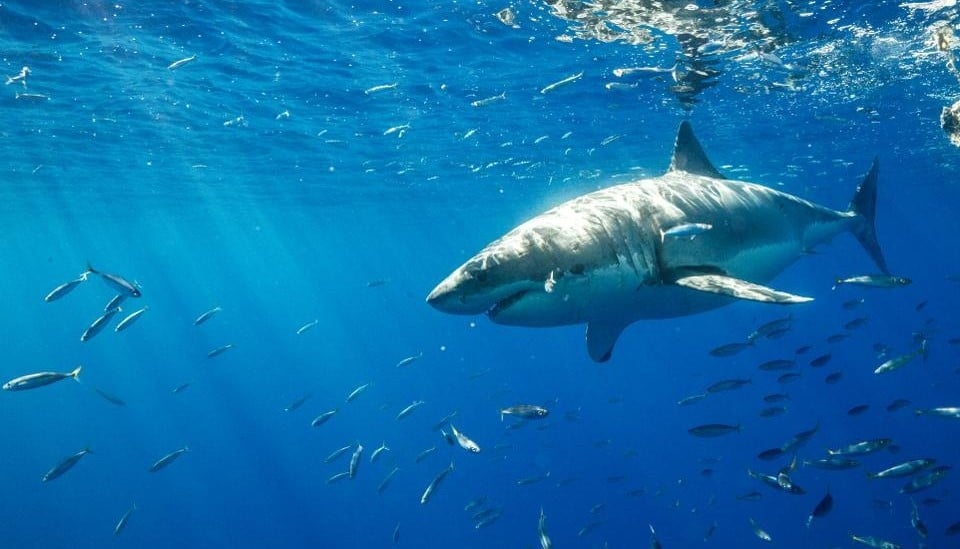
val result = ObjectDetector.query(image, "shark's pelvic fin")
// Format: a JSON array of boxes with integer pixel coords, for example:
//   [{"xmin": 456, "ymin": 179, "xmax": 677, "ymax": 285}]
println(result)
[
  {"xmin": 673, "ymin": 274, "xmax": 813, "ymax": 304},
  {"xmin": 668, "ymin": 121, "xmax": 725, "ymax": 180},
  {"xmin": 586, "ymin": 321, "xmax": 629, "ymax": 363}
]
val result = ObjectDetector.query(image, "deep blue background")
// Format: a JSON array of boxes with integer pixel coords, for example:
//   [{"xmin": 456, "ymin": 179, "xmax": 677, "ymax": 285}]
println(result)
[{"xmin": 1, "ymin": 1, "xmax": 958, "ymax": 547}]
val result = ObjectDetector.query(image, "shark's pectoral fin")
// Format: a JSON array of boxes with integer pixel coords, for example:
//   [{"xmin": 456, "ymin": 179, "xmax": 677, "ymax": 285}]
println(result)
[
  {"xmin": 673, "ymin": 274, "xmax": 814, "ymax": 304},
  {"xmin": 586, "ymin": 321, "xmax": 628, "ymax": 363}
]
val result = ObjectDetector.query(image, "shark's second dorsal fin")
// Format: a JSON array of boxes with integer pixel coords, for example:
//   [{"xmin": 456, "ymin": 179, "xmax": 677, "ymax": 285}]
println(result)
[{"xmin": 668, "ymin": 121, "xmax": 725, "ymax": 179}]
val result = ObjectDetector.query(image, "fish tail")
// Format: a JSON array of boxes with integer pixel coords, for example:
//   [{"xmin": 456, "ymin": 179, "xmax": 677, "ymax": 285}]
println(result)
[
  {"xmin": 71, "ymin": 365, "xmax": 82, "ymax": 382},
  {"xmin": 847, "ymin": 158, "xmax": 889, "ymax": 274},
  {"xmin": 85, "ymin": 262, "xmax": 97, "ymax": 275}
]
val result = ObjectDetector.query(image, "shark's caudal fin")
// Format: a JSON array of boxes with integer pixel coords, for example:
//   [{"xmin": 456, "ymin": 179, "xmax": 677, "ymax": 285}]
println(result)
[
  {"xmin": 668, "ymin": 121, "xmax": 725, "ymax": 179},
  {"xmin": 847, "ymin": 158, "xmax": 889, "ymax": 275}
]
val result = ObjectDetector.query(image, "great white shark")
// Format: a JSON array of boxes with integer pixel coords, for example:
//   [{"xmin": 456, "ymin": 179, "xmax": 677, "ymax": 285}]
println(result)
[{"xmin": 426, "ymin": 121, "xmax": 888, "ymax": 362}]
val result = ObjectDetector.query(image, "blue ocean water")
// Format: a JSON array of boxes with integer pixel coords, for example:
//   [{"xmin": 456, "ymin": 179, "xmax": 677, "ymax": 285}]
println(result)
[{"xmin": 1, "ymin": 0, "xmax": 959, "ymax": 547}]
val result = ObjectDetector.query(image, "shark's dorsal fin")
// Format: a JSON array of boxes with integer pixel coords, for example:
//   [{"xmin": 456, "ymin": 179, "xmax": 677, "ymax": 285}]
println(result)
[{"xmin": 669, "ymin": 121, "xmax": 725, "ymax": 179}]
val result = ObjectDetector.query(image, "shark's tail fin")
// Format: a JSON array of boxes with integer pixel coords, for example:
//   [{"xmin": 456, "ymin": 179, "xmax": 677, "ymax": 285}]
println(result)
[{"xmin": 847, "ymin": 158, "xmax": 889, "ymax": 275}]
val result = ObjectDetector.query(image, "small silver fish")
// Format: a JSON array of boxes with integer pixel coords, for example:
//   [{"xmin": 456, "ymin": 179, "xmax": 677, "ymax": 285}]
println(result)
[
  {"xmin": 540, "ymin": 71, "xmax": 583, "ymax": 95},
  {"xmin": 833, "ymin": 274, "xmax": 911, "ymax": 290},
  {"xmin": 348, "ymin": 444, "xmax": 363, "ymax": 479},
  {"xmin": 499, "ymin": 404, "xmax": 549, "ymax": 420},
  {"xmin": 148, "ymin": 446, "xmax": 189, "ymax": 473},
  {"xmin": 103, "ymin": 294, "xmax": 126, "ymax": 312},
  {"xmin": 42, "ymin": 448, "xmax": 93, "ymax": 482},
  {"xmin": 395, "ymin": 352, "xmax": 423, "ymax": 368},
  {"xmin": 311, "ymin": 409, "xmax": 338, "ymax": 427},
  {"xmin": 688, "ymin": 423, "xmax": 742, "ymax": 437},
  {"xmin": 706, "ymin": 378, "xmax": 752, "ymax": 393},
  {"xmin": 113, "ymin": 503, "xmax": 137, "ymax": 536},
  {"xmin": 326, "ymin": 471, "xmax": 350, "ymax": 484},
  {"xmin": 828, "ymin": 438, "xmax": 892, "ymax": 456},
  {"xmin": 81, "ymin": 307, "xmax": 122, "ymax": 342},
  {"xmin": 85, "ymin": 263, "xmax": 141, "ymax": 297},
  {"xmin": 464, "ymin": 496, "xmax": 487, "ymax": 512},
  {"xmin": 207, "ymin": 343, "xmax": 234, "ymax": 358},
  {"xmin": 850, "ymin": 534, "xmax": 902, "ymax": 548},
  {"xmin": 345, "ymin": 383, "xmax": 370, "ymax": 403},
  {"xmin": 450, "ymin": 424, "xmax": 480, "ymax": 453},
  {"xmin": 296, "ymin": 319, "xmax": 319, "ymax": 335},
  {"xmin": 911, "ymin": 499, "xmax": 928, "ymax": 538},
  {"xmin": 470, "ymin": 92, "xmax": 505, "ymax": 108},
  {"xmin": 364, "ymin": 83, "xmax": 397, "ymax": 95},
  {"xmin": 167, "ymin": 55, "xmax": 196, "ymax": 70},
  {"xmin": 396, "ymin": 400, "xmax": 425, "ymax": 420},
  {"xmin": 415, "ymin": 446, "xmax": 438, "ymax": 463},
  {"xmin": 194, "ymin": 306, "xmax": 222, "ymax": 326},
  {"xmin": 709, "ymin": 341, "xmax": 753, "ymax": 357},
  {"xmin": 539, "ymin": 507, "xmax": 552, "ymax": 549},
  {"xmin": 324, "ymin": 444, "xmax": 354, "ymax": 464},
  {"xmin": 43, "ymin": 276, "xmax": 87, "ymax": 302},
  {"xmin": 420, "ymin": 462, "xmax": 454, "ymax": 504},
  {"xmin": 874, "ymin": 352, "xmax": 919, "ymax": 374},
  {"xmin": 749, "ymin": 517, "xmax": 772, "ymax": 541},
  {"xmin": 915, "ymin": 406, "xmax": 960, "ymax": 418},
  {"xmin": 748, "ymin": 314, "xmax": 794, "ymax": 341},
  {"xmin": 283, "ymin": 393, "xmax": 311, "ymax": 412},
  {"xmin": 677, "ymin": 393, "xmax": 709, "ymax": 406},
  {"xmin": 867, "ymin": 458, "xmax": 936, "ymax": 479},
  {"xmin": 807, "ymin": 490, "xmax": 833, "ymax": 527},
  {"xmin": 803, "ymin": 457, "xmax": 860, "ymax": 470},
  {"xmin": 377, "ymin": 466, "xmax": 400, "ymax": 494},
  {"xmin": 114, "ymin": 307, "xmax": 148, "ymax": 332},
  {"xmin": 3, "ymin": 366, "xmax": 82, "ymax": 391},
  {"xmin": 369, "ymin": 442, "xmax": 390, "ymax": 463},
  {"xmin": 93, "ymin": 387, "xmax": 126, "ymax": 406},
  {"xmin": 901, "ymin": 466, "xmax": 951, "ymax": 493}
]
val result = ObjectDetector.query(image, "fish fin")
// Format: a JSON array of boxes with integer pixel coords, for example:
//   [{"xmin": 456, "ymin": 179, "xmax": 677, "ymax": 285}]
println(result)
[
  {"xmin": 673, "ymin": 274, "xmax": 813, "ymax": 304},
  {"xmin": 847, "ymin": 158, "xmax": 889, "ymax": 274},
  {"xmin": 668, "ymin": 121, "xmax": 725, "ymax": 179},
  {"xmin": 71, "ymin": 365, "xmax": 83, "ymax": 382},
  {"xmin": 585, "ymin": 321, "xmax": 628, "ymax": 363},
  {"xmin": 85, "ymin": 262, "xmax": 97, "ymax": 275}
]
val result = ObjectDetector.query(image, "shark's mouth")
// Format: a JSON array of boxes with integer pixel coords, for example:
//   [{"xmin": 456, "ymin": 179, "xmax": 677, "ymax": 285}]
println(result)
[{"xmin": 487, "ymin": 290, "xmax": 529, "ymax": 319}]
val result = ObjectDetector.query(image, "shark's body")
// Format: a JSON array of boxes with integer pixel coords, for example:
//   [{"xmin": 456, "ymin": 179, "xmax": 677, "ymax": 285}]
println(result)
[{"xmin": 426, "ymin": 122, "xmax": 887, "ymax": 362}]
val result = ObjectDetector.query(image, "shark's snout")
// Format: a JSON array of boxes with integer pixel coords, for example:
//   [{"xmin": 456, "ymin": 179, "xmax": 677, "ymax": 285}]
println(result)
[{"xmin": 425, "ymin": 269, "xmax": 490, "ymax": 315}]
